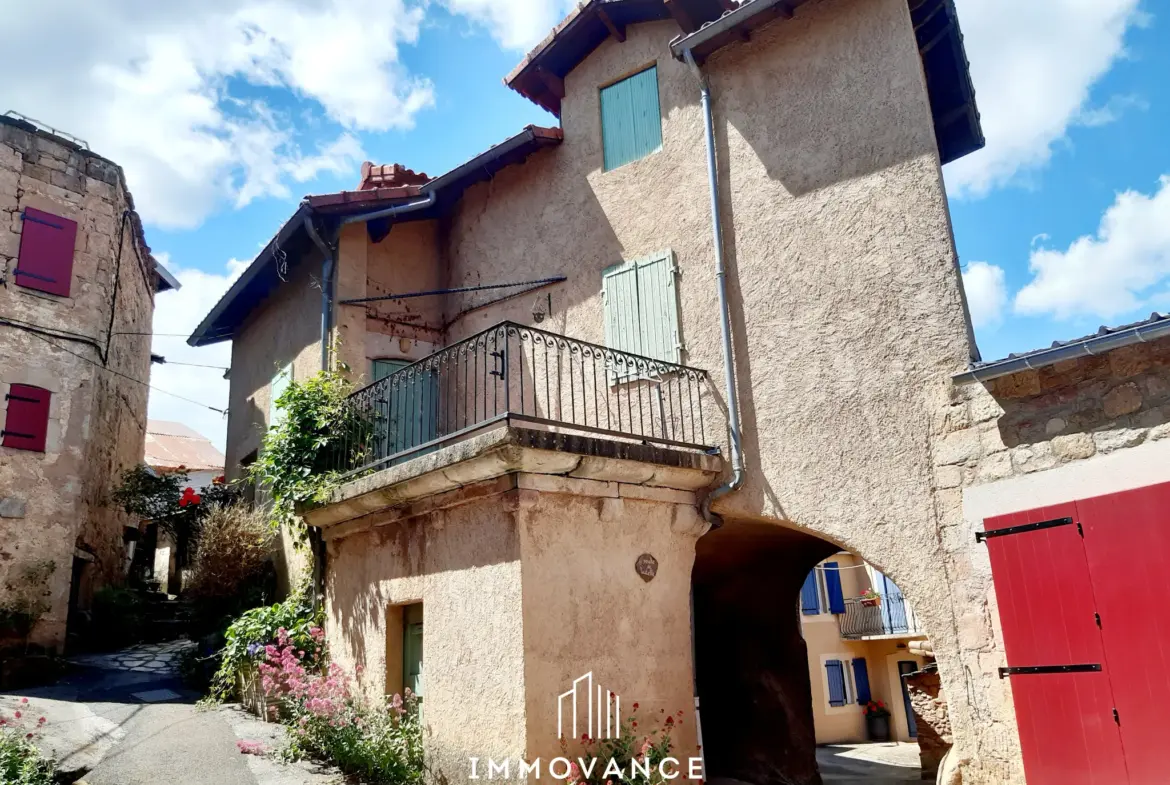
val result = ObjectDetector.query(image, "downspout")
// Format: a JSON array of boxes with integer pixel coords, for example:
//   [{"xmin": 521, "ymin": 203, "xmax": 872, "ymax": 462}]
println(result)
[
  {"xmin": 684, "ymin": 49, "xmax": 745, "ymax": 529},
  {"xmin": 299, "ymin": 191, "xmax": 437, "ymax": 606},
  {"xmin": 302, "ymin": 209, "xmax": 334, "ymax": 609}
]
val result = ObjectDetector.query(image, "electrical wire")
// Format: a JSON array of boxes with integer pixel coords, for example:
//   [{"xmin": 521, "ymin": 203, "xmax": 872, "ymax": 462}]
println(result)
[
  {"xmin": 155, "ymin": 359, "xmax": 230, "ymax": 370},
  {"xmin": 4, "ymin": 320, "xmax": 227, "ymax": 415}
]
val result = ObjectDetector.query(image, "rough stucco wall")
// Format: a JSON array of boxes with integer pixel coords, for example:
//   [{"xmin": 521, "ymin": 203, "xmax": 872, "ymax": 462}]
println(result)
[
  {"xmin": 441, "ymin": 0, "xmax": 997, "ymax": 778},
  {"xmin": 226, "ymin": 255, "xmax": 324, "ymax": 476},
  {"xmin": 325, "ymin": 485, "xmax": 527, "ymax": 783},
  {"xmin": 514, "ymin": 482, "xmax": 703, "ymax": 773},
  {"xmin": 365, "ymin": 220, "xmax": 444, "ymax": 355},
  {"xmin": 0, "ymin": 124, "xmax": 153, "ymax": 651}
]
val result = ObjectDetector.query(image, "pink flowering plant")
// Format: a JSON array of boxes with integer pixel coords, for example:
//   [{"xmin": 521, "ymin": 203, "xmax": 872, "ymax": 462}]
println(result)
[
  {"xmin": 209, "ymin": 590, "xmax": 325, "ymax": 702},
  {"xmin": 0, "ymin": 699, "xmax": 56, "ymax": 785},
  {"xmin": 557, "ymin": 704, "xmax": 681, "ymax": 785},
  {"xmin": 258, "ymin": 630, "xmax": 425, "ymax": 784}
]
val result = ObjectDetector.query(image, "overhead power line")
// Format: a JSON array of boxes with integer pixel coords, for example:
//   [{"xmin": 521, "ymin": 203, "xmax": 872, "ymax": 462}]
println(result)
[{"xmin": 1, "ymin": 319, "xmax": 227, "ymax": 415}]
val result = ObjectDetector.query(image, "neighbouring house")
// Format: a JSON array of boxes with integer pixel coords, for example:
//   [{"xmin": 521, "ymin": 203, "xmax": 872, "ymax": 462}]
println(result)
[
  {"xmin": 0, "ymin": 113, "xmax": 175, "ymax": 654},
  {"xmin": 189, "ymin": 0, "xmax": 1008, "ymax": 782},
  {"xmin": 799, "ymin": 554, "xmax": 927, "ymax": 747},
  {"xmin": 143, "ymin": 420, "xmax": 226, "ymax": 593}
]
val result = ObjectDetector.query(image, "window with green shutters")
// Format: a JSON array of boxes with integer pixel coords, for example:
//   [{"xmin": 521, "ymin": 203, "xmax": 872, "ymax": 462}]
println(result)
[
  {"xmin": 270, "ymin": 363, "xmax": 292, "ymax": 424},
  {"xmin": 602, "ymin": 250, "xmax": 682, "ymax": 374},
  {"xmin": 600, "ymin": 65, "xmax": 663, "ymax": 171},
  {"xmin": 403, "ymin": 603, "xmax": 423, "ymax": 699}
]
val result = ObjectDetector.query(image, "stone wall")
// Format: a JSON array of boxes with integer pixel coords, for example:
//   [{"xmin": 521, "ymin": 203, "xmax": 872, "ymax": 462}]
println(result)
[
  {"xmin": 905, "ymin": 667, "xmax": 951, "ymax": 778},
  {"xmin": 0, "ymin": 117, "xmax": 155, "ymax": 652},
  {"xmin": 930, "ymin": 336, "xmax": 1170, "ymax": 783}
]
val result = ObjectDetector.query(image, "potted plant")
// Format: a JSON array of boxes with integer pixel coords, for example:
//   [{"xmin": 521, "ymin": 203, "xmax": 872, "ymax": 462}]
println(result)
[
  {"xmin": 859, "ymin": 587, "xmax": 881, "ymax": 607},
  {"xmin": 864, "ymin": 700, "xmax": 891, "ymax": 741}
]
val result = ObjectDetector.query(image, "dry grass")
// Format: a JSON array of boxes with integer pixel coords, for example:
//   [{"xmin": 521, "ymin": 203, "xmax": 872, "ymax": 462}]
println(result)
[{"xmin": 186, "ymin": 505, "xmax": 276, "ymax": 599}]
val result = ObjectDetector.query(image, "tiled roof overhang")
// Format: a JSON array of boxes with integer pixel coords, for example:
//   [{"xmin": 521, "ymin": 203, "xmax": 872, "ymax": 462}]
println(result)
[
  {"xmin": 667, "ymin": 0, "xmax": 984, "ymax": 165},
  {"xmin": 187, "ymin": 126, "xmax": 563, "ymax": 348},
  {"xmin": 506, "ymin": 0, "xmax": 731, "ymax": 115}
]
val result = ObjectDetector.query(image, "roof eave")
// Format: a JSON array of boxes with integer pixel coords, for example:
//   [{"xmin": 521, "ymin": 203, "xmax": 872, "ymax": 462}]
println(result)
[{"xmin": 953, "ymin": 317, "xmax": 1170, "ymax": 386}]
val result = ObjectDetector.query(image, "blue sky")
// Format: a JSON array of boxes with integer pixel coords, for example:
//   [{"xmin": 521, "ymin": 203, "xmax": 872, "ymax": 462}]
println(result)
[{"xmin": 3, "ymin": 0, "xmax": 1163, "ymax": 449}]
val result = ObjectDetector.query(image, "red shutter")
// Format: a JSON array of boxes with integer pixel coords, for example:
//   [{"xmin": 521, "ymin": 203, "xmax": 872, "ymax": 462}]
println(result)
[
  {"xmin": 2, "ymin": 384, "xmax": 51, "ymax": 452},
  {"xmin": 15, "ymin": 207, "xmax": 78, "ymax": 297}
]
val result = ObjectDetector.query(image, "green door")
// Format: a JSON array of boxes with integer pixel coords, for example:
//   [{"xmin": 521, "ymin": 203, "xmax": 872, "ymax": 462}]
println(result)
[
  {"xmin": 403, "ymin": 604, "xmax": 423, "ymax": 699},
  {"xmin": 371, "ymin": 360, "xmax": 439, "ymax": 461}
]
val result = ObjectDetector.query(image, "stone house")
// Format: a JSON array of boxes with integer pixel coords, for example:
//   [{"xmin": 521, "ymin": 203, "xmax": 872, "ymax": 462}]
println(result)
[
  {"xmin": 798, "ymin": 553, "xmax": 927, "ymax": 747},
  {"xmin": 188, "ymin": 0, "xmax": 1009, "ymax": 782},
  {"xmin": 0, "ymin": 114, "xmax": 173, "ymax": 653}
]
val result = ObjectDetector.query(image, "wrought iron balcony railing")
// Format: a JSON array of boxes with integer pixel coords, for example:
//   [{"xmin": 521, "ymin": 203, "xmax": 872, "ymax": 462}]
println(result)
[
  {"xmin": 331, "ymin": 321, "xmax": 714, "ymax": 478},
  {"xmin": 838, "ymin": 595, "xmax": 923, "ymax": 640}
]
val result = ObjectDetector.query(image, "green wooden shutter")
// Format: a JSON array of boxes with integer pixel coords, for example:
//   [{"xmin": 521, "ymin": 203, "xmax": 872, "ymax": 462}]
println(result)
[
  {"xmin": 635, "ymin": 252, "xmax": 680, "ymax": 364},
  {"xmin": 270, "ymin": 363, "xmax": 292, "ymax": 423},
  {"xmin": 601, "ymin": 66, "xmax": 663, "ymax": 171},
  {"xmin": 403, "ymin": 604, "xmax": 423, "ymax": 698},
  {"xmin": 603, "ymin": 261, "xmax": 643, "ymax": 357}
]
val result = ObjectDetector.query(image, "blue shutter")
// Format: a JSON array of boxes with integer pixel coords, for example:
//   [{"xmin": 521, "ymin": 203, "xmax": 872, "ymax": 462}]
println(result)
[
  {"xmin": 826, "ymin": 660, "xmax": 847, "ymax": 707},
  {"xmin": 824, "ymin": 562, "xmax": 846, "ymax": 614},
  {"xmin": 851, "ymin": 658, "xmax": 872, "ymax": 704},
  {"xmin": 601, "ymin": 66, "xmax": 663, "ymax": 171},
  {"xmin": 800, "ymin": 570, "xmax": 821, "ymax": 615}
]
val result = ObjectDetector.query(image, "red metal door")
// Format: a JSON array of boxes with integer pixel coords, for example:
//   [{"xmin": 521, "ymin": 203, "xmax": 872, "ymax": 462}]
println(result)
[
  {"xmin": 1078, "ymin": 481, "xmax": 1170, "ymax": 785},
  {"xmin": 983, "ymin": 503, "xmax": 1129, "ymax": 785}
]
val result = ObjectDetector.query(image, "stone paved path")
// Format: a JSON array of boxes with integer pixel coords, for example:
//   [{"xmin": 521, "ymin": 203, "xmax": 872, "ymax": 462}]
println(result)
[
  {"xmin": 67, "ymin": 638, "xmax": 196, "ymax": 675},
  {"xmin": 5, "ymin": 641, "xmax": 343, "ymax": 784}
]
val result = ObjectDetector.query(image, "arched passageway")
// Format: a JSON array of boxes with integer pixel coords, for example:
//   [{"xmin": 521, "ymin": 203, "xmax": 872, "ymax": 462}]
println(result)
[
  {"xmin": 693, "ymin": 520, "xmax": 840, "ymax": 785},
  {"xmin": 692, "ymin": 520, "xmax": 933, "ymax": 785}
]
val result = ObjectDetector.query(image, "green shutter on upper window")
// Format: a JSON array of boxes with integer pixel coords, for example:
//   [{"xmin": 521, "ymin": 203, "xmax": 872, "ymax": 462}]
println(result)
[
  {"xmin": 601, "ymin": 66, "xmax": 663, "ymax": 171},
  {"xmin": 270, "ymin": 363, "xmax": 292, "ymax": 424}
]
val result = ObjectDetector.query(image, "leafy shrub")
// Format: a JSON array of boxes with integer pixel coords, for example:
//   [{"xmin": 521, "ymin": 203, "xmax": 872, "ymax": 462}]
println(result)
[
  {"xmin": 186, "ymin": 504, "xmax": 275, "ymax": 601},
  {"xmin": 209, "ymin": 590, "xmax": 324, "ymax": 702},
  {"xmin": 260, "ymin": 633, "xmax": 424, "ymax": 785},
  {"xmin": 0, "ymin": 699, "xmax": 56, "ymax": 785},
  {"xmin": 91, "ymin": 586, "xmax": 145, "ymax": 650},
  {"xmin": 249, "ymin": 370, "xmax": 358, "ymax": 543}
]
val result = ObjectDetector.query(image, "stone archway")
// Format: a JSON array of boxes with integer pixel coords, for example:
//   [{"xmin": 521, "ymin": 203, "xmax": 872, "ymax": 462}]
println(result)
[{"xmin": 692, "ymin": 519, "xmax": 841, "ymax": 785}]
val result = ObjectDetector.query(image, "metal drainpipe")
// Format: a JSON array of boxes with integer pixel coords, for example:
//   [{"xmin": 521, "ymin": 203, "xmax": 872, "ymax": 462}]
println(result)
[
  {"xmin": 684, "ymin": 49, "xmax": 745, "ymax": 529},
  {"xmin": 302, "ymin": 210, "xmax": 334, "ymax": 609}
]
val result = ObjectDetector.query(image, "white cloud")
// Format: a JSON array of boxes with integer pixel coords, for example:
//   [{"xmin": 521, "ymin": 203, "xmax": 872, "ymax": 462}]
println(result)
[
  {"xmin": 962, "ymin": 261, "xmax": 1009, "ymax": 328},
  {"xmin": 1, "ymin": 0, "xmax": 433, "ymax": 229},
  {"xmin": 147, "ymin": 255, "xmax": 249, "ymax": 451},
  {"xmin": 945, "ymin": 0, "xmax": 1145, "ymax": 197},
  {"xmin": 1015, "ymin": 176, "xmax": 1170, "ymax": 320},
  {"xmin": 440, "ymin": 0, "xmax": 572, "ymax": 51}
]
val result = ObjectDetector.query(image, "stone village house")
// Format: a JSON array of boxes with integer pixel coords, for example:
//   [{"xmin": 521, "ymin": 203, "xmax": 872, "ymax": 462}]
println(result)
[
  {"xmin": 190, "ymin": 0, "xmax": 1170, "ymax": 783},
  {"xmin": 0, "ymin": 114, "xmax": 173, "ymax": 654}
]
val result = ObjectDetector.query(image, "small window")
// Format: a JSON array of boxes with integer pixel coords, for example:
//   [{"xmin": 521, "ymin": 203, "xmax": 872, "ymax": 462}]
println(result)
[
  {"xmin": 600, "ymin": 65, "xmax": 663, "ymax": 171},
  {"xmin": 602, "ymin": 251, "xmax": 681, "ymax": 370},
  {"xmin": 2, "ymin": 384, "xmax": 51, "ymax": 452},
  {"xmin": 826, "ymin": 659, "xmax": 851, "ymax": 708},
  {"xmin": 15, "ymin": 208, "xmax": 77, "ymax": 297},
  {"xmin": 403, "ymin": 603, "xmax": 423, "ymax": 699},
  {"xmin": 800, "ymin": 563, "xmax": 846, "ymax": 616},
  {"xmin": 270, "ymin": 364, "xmax": 292, "ymax": 424}
]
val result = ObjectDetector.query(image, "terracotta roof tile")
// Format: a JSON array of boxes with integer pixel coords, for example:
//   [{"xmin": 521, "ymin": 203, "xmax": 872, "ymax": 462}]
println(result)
[
  {"xmin": 144, "ymin": 420, "xmax": 225, "ymax": 472},
  {"xmin": 358, "ymin": 162, "xmax": 430, "ymax": 191}
]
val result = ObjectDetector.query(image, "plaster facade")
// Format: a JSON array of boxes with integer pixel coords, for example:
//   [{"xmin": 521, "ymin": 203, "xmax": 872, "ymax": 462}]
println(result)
[
  {"xmin": 0, "ymin": 118, "xmax": 156, "ymax": 652},
  {"xmin": 211, "ymin": 0, "xmax": 1016, "ymax": 781},
  {"xmin": 320, "ymin": 438, "xmax": 713, "ymax": 784}
]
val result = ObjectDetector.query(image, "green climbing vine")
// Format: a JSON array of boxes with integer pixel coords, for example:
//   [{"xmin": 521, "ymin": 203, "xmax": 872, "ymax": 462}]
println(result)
[{"xmin": 249, "ymin": 369, "xmax": 360, "ymax": 544}]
